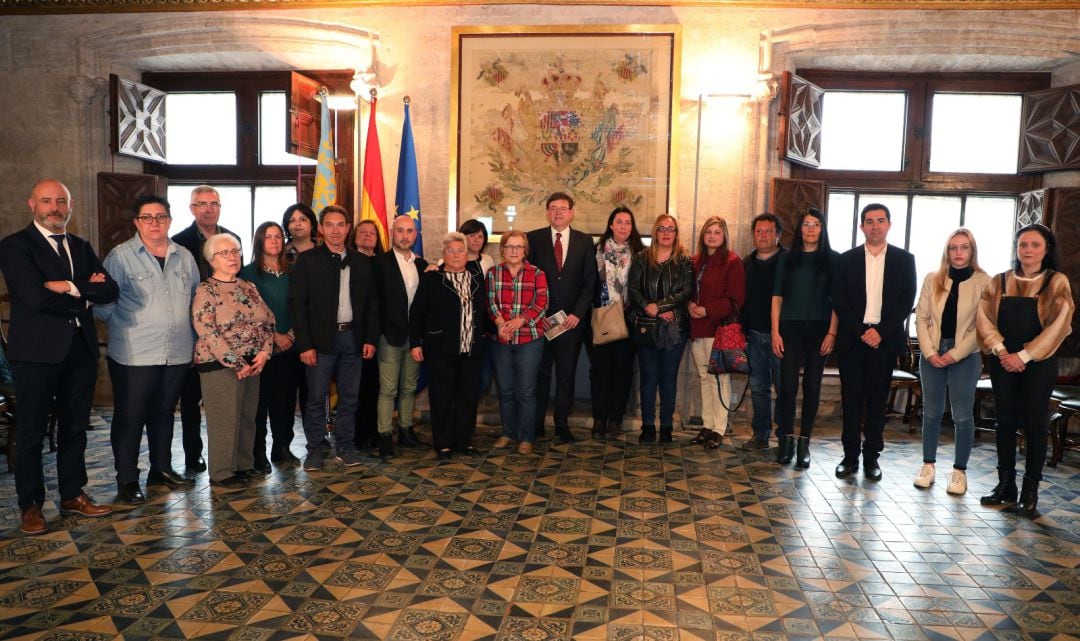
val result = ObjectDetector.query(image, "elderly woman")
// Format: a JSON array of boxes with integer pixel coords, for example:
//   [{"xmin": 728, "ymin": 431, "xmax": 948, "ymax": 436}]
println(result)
[
  {"xmin": 410, "ymin": 232, "xmax": 488, "ymax": 459},
  {"xmin": 488, "ymin": 229, "xmax": 548, "ymax": 454},
  {"xmin": 193, "ymin": 233, "xmax": 275, "ymax": 488}
]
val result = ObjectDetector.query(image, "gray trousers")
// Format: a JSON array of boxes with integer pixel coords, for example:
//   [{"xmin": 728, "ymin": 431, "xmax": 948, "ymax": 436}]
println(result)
[{"xmin": 200, "ymin": 368, "xmax": 259, "ymax": 482}]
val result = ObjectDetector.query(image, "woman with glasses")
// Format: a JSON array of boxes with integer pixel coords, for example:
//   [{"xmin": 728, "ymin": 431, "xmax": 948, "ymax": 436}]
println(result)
[
  {"xmin": 192, "ymin": 234, "xmax": 275, "ymax": 488},
  {"xmin": 627, "ymin": 215, "xmax": 693, "ymax": 444},
  {"xmin": 687, "ymin": 216, "xmax": 744, "ymax": 448},
  {"xmin": 488, "ymin": 230, "xmax": 548, "ymax": 454},
  {"xmin": 589, "ymin": 207, "xmax": 645, "ymax": 440},
  {"xmin": 771, "ymin": 209, "xmax": 839, "ymax": 468},
  {"xmin": 410, "ymin": 232, "xmax": 488, "ymax": 459},
  {"xmin": 240, "ymin": 222, "xmax": 302, "ymax": 471},
  {"xmin": 977, "ymin": 224, "xmax": 1074, "ymax": 516}
]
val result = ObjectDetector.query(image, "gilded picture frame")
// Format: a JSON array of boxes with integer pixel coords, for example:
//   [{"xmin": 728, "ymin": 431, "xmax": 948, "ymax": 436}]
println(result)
[{"xmin": 450, "ymin": 25, "xmax": 680, "ymax": 235}]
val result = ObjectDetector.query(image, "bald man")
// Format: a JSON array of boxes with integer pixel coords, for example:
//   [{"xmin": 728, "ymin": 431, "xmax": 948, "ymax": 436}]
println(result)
[{"xmin": 0, "ymin": 180, "xmax": 119, "ymax": 534}]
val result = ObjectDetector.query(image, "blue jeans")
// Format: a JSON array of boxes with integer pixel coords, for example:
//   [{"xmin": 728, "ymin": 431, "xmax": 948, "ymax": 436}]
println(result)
[
  {"xmin": 918, "ymin": 338, "xmax": 981, "ymax": 469},
  {"xmin": 492, "ymin": 339, "xmax": 544, "ymax": 443},
  {"xmin": 747, "ymin": 330, "xmax": 781, "ymax": 440},
  {"xmin": 302, "ymin": 331, "xmax": 361, "ymax": 453},
  {"xmin": 637, "ymin": 337, "xmax": 687, "ymax": 427}
]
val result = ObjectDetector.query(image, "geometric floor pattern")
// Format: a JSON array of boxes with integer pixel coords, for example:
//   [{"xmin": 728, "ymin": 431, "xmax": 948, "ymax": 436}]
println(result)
[{"xmin": 0, "ymin": 408, "xmax": 1077, "ymax": 640}]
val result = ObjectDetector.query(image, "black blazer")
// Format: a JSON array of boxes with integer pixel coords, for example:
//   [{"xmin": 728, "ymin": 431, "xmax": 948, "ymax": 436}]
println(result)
[
  {"xmin": 526, "ymin": 227, "xmax": 597, "ymax": 322},
  {"xmin": 288, "ymin": 244, "xmax": 379, "ymax": 354},
  {"xmin": 171, "ymin": 222, "xmax": 242, "ymax": 281},
  {"xmin": 832, "ymin": 243, "xmax": 917, "ymax": 357},
  {"xmin": 374, "ymin": 250, "xmax": 428, "ymax": 347},
  {"xmin": 409, "ymin": 268, "xmax": 486, "ymax": 357},
  {"xmin": 0, "ymin": 225, "xmax": 119, "ymax": 363}
]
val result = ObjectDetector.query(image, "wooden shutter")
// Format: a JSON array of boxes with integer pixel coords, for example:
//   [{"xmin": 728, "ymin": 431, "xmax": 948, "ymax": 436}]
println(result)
[
  {"xmin": 288, "ymin": 71, "xmax": 322, "ymax": 160},
  {"xmin": 1018, "ymin": 83, "xmax": 1080, "ymax": 173},
  {"xmin": 97, "ymin": 172, "xmax": 168, "ymax": 259},
  {"xmin": 1042, "ymin": 188, "xmax": 1080, "ymax": 356},
  {"xmin": 771, "ymin": 177, "xmax": 826, "ymax": 249},
  {"xmin": 109, "ymin": 74, "xmax": 167, "ymax": 164},
  {"xmin": 778, "ymin": 71, "xmax": 824, "ymax": 168},
  {"xmin": 1016, "ymin": 189, "xmax": 1045, "ymax": 230}
]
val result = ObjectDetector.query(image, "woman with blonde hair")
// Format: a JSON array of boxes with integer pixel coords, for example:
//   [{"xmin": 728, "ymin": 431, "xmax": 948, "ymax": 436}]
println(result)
[
  {"xmin": 913, "ymin": 229, "xmax": 991, "ymax": 494},
  {"xmin": 687, "ymin": 216, "xmax": 744, "ymax": 448},
  {"xmin": 627, "ymin": 214, "xmax": 693, "ymax": 443}
]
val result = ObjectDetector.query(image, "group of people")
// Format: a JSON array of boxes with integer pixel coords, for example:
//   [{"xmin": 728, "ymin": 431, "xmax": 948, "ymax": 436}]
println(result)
[{"xmin": 0, "ymin": 180, "xmax": 1071, "ymax": 536}]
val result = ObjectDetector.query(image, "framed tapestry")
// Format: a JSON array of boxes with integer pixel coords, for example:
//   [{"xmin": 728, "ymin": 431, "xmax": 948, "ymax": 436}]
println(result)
[{"xmin": 450, "ymin": 25, "xmax": 680, "ymax": 235}]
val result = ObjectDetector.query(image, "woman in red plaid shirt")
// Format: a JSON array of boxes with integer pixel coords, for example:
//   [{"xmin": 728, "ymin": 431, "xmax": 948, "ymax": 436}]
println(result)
[{"xmin": 487, "ymin": 230, "xmax": 549, "ymax": 455}]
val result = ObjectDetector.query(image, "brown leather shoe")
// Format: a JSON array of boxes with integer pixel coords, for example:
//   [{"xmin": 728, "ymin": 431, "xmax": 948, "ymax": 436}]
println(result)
[
  {"xmin": 59, "ymin": 494, "xmax": 113, "ymax": 518},
  {"xmin": 20, "ymin": 504, "xmax": 47, "ymax": 535}
]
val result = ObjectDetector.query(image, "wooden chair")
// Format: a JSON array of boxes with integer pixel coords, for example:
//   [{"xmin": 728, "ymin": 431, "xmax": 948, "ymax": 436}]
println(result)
[
  {"xmin": 1049, "ymin": 398, "xmax": 1080, "ymax": 467},
  {"xmin": 886, "ymin": 317, "xmax": 920, "ymax": 434},
  {"xmin": 0, "ymin": 319, "xmax": 58, "ymax": 473}
]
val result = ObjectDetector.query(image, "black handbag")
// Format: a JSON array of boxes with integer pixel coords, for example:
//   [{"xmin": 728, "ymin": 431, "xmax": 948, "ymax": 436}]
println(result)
[{"xmin": 632, "ymin": 315, "xmax": 661, "ymax": 347}]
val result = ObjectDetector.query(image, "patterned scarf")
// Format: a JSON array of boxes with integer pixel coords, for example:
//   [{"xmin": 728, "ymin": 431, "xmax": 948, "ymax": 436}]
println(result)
[{"xmin": 597, "ymin": 238, "xmax": 634, "ymax": 307}]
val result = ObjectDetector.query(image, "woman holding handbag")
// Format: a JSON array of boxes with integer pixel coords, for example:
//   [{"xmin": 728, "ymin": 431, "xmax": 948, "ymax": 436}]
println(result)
[
  {"xmin": 627, "ymin": 214, "xmax": 693, "ymax": 444},
  {"xmin": 588, "ymin": 206, "xmax": 645, "ymax": 440},
  {"xmin": 771, "ymin": 208, "xmax": 839, "ymax": 468},
  {"xmin": 687, "ymin": 216, "xmax": 745, "ymax": 448}
]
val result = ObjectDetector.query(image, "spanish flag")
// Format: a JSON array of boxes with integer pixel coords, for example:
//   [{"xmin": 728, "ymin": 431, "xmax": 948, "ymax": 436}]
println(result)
[
  {"xmin": 310, "ymin": 98, "xmax": 337, "ymax": 212},
  {"xmin": 360, "ymin": 94, "xmax": 389, "ymax": 249}
]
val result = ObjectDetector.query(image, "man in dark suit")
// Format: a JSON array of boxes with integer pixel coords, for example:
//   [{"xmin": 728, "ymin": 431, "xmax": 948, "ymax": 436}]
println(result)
[
  {"xmin": 0, "ymin": 179, "xmax": 120, "ymax": 534},
  {"xmin": 373, "ymin": 215, "xmax": 428, "ymax": 457},
  {"xmin": 527, "ymin": 192, "xmax": 598, "ymax": 443},
  {"xmin": 832, "ymin": 203, "xmax": 916, "ymax": 481},
  {"xmin": 288, "ymin": 205, "xmax": 379, "ymax": 471},
  {"xmin": 171, "ymin": 185, "xmax": 242, "ymax": 474}
]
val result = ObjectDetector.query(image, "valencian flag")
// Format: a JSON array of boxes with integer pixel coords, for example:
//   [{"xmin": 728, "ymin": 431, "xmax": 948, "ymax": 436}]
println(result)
[
  {"xmin": 310, "ymin": 97, "xmax": 337, "ymax": 211},
  {"xmin": 395, "ymin": 98, "xmax": 423, "ymax": 257},
  {"xmin": 360, "ymin": 94, "xmax": 389, "ymax": 250}
]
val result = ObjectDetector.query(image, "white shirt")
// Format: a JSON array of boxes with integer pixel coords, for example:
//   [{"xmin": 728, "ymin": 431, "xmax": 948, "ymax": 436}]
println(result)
[
  {"xmin": 394, "ymin": 248, "xmax": 420, "ymax": 308},
  {"xmin": 549, "ymin": 226, "xmax": 570, "ymax": 260},
  {"xmin": 33, "ymin": 221, "xmax": 81, "ymax": 303},
  {"xmin": 335, "ymin": 251, "xmax": 353, "ymax": 324},
  {"xmin": 863, "ymin": 244, "xmax": 887, "ymax": 325}
]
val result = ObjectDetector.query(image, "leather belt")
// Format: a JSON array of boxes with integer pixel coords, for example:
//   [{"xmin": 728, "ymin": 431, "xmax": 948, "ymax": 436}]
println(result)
[{"xmin": 336, "ymin": 322, "xmax": 353, "ymax": 332}]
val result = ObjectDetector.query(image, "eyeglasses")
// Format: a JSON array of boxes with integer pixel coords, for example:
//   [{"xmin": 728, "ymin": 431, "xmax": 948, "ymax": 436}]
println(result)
[
  {"xmin": 547, "ymin": 206, "xmax": 571, "ymax": 214},
  {"xmin": 136, "ymin": 214, "xmax": 171, "ymax": 225},
  {"xmin": 193, "ymin": 201, "xmax": 222, "ymax": 209},
  {"xmin": 503, "ymin": 245, "xmax": 526, "ymax": 252},
  {"xmin": 656, "ymin": 226, "xmax": 677, "ymax": 233},
  {"xmin": 213, "ymin": 248, "xmax": 242, "ymax": 259},
  {"xmin": 444, "ymin": 248, "xmax": 467, "ymax": 255},
  {"xmin": 802, "ymin": 221, "xmax": 821, "ymax": 229}
]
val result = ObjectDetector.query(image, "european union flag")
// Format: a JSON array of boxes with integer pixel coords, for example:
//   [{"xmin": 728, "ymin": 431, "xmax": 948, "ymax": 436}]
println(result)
[{"xmin": 395, "ymin": 98, "xmax": 423, "ymax": 257}]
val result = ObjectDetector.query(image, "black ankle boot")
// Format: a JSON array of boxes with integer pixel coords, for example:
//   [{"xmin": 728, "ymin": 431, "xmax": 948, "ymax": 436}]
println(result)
[
  {"xmin": 591, "ymin": 419, "xmax": 607, "ymax": 440},
  {"xmin": 1012, "ymin": 475, "xmax": 1039, "ymax": 517},
  {"xmin": 398, "ymin": 426, "xmax": 422, "ymax": 448},
  {"xmin": 776, "ymin": 435, "xmax": 795, "ymax": 464},
  {"xmin": 795, "ymin": 436, "xmax": 811, "ymax": 469},
  {"xmin": 659, "ymin": 425, "xmax": 673, "ymax": 444},
  {"xmin": 639, "ymin": 425, "xmax": 656, "ymax": 443},
  {"xmin": 980, "ymin": 469, "xmax": 1017, "ymax": 505},
  {"xmin": 379, "ymin": 433, "xmax": 394, "ymax": 458}
]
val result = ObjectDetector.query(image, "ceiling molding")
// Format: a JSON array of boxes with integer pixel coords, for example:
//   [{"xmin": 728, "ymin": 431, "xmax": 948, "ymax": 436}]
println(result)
[{"xmin": 3, "ymin": 0, "xmax": 1080, "ymax": 16}]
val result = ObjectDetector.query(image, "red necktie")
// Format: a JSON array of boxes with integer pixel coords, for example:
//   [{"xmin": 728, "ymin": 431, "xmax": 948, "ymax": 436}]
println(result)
[{"xmin": 555, "ymin": 232, "xmax": 564, "ymax": 272}]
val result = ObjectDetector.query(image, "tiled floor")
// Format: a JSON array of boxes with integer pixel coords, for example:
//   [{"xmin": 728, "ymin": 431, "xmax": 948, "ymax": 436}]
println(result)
[{"xmin": 0, "ymin": 409, "xmax": 1077, "ymax": 641}]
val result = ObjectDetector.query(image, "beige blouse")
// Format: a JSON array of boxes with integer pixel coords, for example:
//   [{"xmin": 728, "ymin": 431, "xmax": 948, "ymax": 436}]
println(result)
[
  {"xmin": 192, "ymin": 277, "xmax": 275, "ymax": 372},
  {"xmin": 976, "ymin": 270, "xmax": 1074, "ymax": 363},
  {"xmin": 915, "ymin": 270, "xmax": 992, "ymax": 362}
]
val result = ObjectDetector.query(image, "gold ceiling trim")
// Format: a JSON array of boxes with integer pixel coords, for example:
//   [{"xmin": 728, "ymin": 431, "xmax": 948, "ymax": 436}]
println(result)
[{"xmin": 2, "ymin": 0, "xmax": 1079, "ymax": 15}]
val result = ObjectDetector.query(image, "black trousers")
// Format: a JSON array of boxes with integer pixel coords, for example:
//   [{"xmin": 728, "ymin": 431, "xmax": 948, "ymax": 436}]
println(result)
[
  {"xmin": 534, "ymin": 326, "xmax": 585, "ymax": 430},
  {"xmin": 254, "ymin": 348, "xmax": 302, "ymax": 462},
  {"xmin": 11, "ymin": 332, "xmax": 97, "ymax": 510},
  {"xmin": 586, "ymin": 336, "xmax": 635, "ymax": 423},
  {"xmin": 354, "ymin": 354, "xmax": 380, "ymax": 448},
  {"xmin": 107, "ymin": 359, "xmax": 188, "ymax": 484},
  {"xmin": 988, "ymin": 356, "xmax": 1056, "ymax": 481},
  {"xmin": 777, "ymin": 320, "xmax": 829, "ymax": 438},
  {"xmin": 426, "ymin": 351, "xmax": 482, "ymax": 452},
  {"xmin": 837, "ymin": 340, "xmax": 896, "ymax": 464},
  {"xmin": 178, "ymin": 367, "xmax": 204, "ymax": 461}
]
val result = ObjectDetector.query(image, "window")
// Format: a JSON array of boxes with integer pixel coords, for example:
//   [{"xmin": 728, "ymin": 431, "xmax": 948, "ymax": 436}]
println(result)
[{"xmin": 143, "ymin": 71, "xmax": 354, "ymax": 250}]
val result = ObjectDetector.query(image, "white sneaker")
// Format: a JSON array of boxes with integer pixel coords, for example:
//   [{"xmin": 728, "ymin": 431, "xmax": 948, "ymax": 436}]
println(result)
[
  {"xmin": 946, "ymin": 470, "xmax": 967, "ymax": 495},
  {"xmin": 913, "ymin": 463, "xmax": 936, "ymax": 489}
]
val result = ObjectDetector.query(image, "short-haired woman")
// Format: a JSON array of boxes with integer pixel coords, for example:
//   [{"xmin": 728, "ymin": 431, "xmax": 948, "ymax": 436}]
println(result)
[
  {"xmin": 410, "ymin": 232, "xmax": 488, "ymax": 459},
  {"xmin": 193, "ymin": 234, "xmax": 275, "ymax": 488},
  {"xmin": 976, "ymin": 223, "xmax": 1074, "ymax": 516},
  {"xmin": 627, "ymin": 214, "xmax": 693, "ymax": 444},
  {"xmin": 283, "ymin": 203, "xmax": 318, "ymax": 263}
]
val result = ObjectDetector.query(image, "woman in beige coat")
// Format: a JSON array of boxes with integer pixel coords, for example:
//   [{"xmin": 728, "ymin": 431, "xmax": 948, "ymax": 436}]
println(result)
[{"xmin": 912, "ymin": 229, "xmax": 990, "ymax": 495}]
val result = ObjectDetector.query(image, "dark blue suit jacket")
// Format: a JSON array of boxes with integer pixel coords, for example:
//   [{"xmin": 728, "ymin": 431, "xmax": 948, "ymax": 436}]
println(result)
[
  {"xmin": 832, "ymin": 243, "xmax": 917, "ymax": 358},
  {"xmin": 0, "ymin": 224, "xmax": 119, "ymax": 363}
]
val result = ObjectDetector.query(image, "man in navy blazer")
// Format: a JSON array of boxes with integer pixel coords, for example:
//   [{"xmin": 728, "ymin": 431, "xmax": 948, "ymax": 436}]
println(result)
[
  {"xmin": 831, "ymin": 203, "xmax": 916, "ymax": 482},
  {"xmin": 526, "ymin": 192, "xmax": 598, "ymax": 443},
  {"xmin": 0, "ymin": 179, "xmax": 120, "ymax": 534}
]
